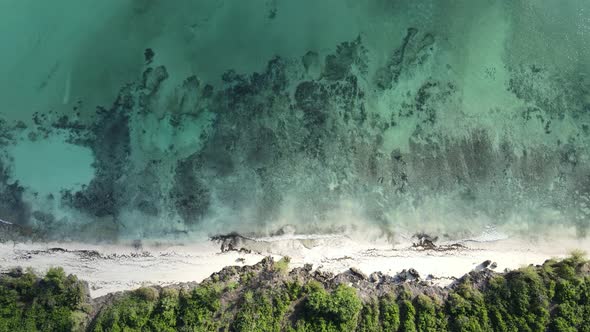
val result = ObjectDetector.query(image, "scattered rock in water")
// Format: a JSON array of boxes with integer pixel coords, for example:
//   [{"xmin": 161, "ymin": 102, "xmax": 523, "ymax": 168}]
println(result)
[
  {"xmin": 411, "ymin": 233, "xmax": 467, "ymax": 252},
  {"xmin": 476, "ymin": 260, "xmax": 499, "ymax": 271},
  {"xmin": 412, "ymin": 232, "xmax": 438, "ymax": 249},
  {"xmin": 0, "ymin": 222, "xmax": 40, "ymax": 243},
  {"xmin": 144, "ymin": 48, "xmax": 155, "ymax": 64},
  {"xmin": 271, "ymin": 224, "xmax": 296, "ymax": 236},
  {"xmin": 32, "ymin": 211, "xmax": 55, "ymax": 224},
  {"xmin": 132, "ymin": 240, "xmax": 143, "ymax": 251},
  {"xmin": 77, "ymin": 250, "xmax": 102, "ymax": 260},
  {"xmin": 142, "ymin": 66, "xmax": 168, "ymax": 92},
  {"xmin": 302, "ymin": 51, "xmax": 320, "ymax": 76},
  {"xmin": 210, "ymin": 232, "xmax": 253, "ymax": 253}
]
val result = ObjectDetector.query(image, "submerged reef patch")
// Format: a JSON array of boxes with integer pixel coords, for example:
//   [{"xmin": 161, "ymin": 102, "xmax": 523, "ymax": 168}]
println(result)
[{"xmin": 1, "ymin": 22, "xmax": 590, "ymax": 240}]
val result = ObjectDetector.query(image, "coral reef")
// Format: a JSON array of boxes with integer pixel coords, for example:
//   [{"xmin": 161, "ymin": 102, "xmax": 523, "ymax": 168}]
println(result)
[{"xmin": 0, "ymin": 26, "xmax": 589, "ymax": 239}]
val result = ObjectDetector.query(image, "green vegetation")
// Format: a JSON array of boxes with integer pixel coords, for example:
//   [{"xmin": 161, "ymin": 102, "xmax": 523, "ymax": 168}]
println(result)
[
  {"xmin": 0, "ymin": 267, "xmax": 87, "ymax": 332},
  {"xmin": 3, "ymin": 254, "xmax": 590, "ymax": 331},
  {"xmin": 299, "ymin": 282, "xmax": 363, "ymax": 331}
]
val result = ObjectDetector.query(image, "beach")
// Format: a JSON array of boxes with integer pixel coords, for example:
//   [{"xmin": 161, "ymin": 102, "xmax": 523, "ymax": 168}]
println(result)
[{"xmin": 1, "ymin": 232, "xmax": 586, "ymax": 298}]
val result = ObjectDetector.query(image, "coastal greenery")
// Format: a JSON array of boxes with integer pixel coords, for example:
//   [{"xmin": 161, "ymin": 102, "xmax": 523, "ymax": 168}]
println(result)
[
  {"xmin": 2, "ymin": 253, "xmax": 590, "ymax": 331},
  {"xmin": 0, "ymin": 267, "xmax": 88, "ymax": 332}
]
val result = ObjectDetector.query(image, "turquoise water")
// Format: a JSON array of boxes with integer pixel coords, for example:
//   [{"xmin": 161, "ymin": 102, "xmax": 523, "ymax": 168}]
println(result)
[{"xmin": 0, "ymin": 0, "xmax": 589, "ymax": 240}]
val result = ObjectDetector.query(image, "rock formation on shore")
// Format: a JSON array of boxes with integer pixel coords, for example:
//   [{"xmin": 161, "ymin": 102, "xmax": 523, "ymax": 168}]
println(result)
[{"xmin": 2, "ymin": 253, "xmax": 590, "ymax": 331}]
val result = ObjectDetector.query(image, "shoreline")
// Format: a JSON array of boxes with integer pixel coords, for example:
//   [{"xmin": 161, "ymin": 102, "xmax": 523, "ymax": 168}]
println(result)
[{"xmin": 1, "ymin": 234, "xmax": 587, "ymax": 298}]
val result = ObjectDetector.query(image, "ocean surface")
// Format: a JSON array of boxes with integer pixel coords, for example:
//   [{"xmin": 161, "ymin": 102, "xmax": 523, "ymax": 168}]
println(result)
[{"xmin": 0, "ymin": 0, "xmax": 589, "ymax": 241}]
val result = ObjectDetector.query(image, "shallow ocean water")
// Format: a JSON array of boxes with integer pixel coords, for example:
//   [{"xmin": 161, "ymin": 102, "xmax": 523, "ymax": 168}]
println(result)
[{"xmin": 1, "ymin": 0, "xmax": 589, "ymax": 241}]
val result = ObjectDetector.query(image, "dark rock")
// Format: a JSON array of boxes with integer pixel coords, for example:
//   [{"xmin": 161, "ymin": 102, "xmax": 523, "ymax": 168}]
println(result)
[
  {"xmin": 395, "ymin": 268, "xmax": 421, "ymax": 282},
  {"xmin": 349, "ymin": 267, "xmax": 368, "ymax": 280},
  {"xmin": 323, "ymin": 37, "xmax": 366, "ymax": 81},
  {"xmin": 6, "ymin": 267, "xmax": 23, "ymax": 277},
  {"xmin": 408, "ymin": 268, "xmax": 420, "ymax": 279},
  {"xmin": 77, "ymin": 250, "xmax": 102, "ymax": 260},
  {"xmin": 142, "ymin": 66, "xmax": 168, "ymax": 92},
  {"xmin": 272, "ymin": 225, "xmax": 296, "ymax": 236},
  {"xmin": 412, "ymin": 232, "xmax": 438, "ymax": 250},
  {"xmin": 374, "ymin": 28, "xmax": 435, "ymax": 90},
  {"xmin": 132, "ymin": 240, "xmax": 143, "ymax": 250},
  {"xmin": 302, "ymin": 51, "xmax": 319, "ymax": 73},
  {"xmin": 369, "ymin": 272, "xmax": 383, "ymax": 283},
  {"xmin": 375, "ymin": 28, "xmax": 417, "ymax": 89},
  {"xmin": 136, "ymin": 200, "xmax": 159, "ymax": 217},
  {"xmin": 211, "ymin": 232, "xmax": 250, "ymax": 253},
  {"xmin": 32, "ymin": 211, "xmax": 55, "ymax": 224},
  {"xmin": 0, "ymin": 181, "xmax": 30, "ymax": 226},
  {"xmin": 63, "ymin": 103, "xmax": 131, "ymax": 219},
  {"xmin": 170, "ymin": 155, "xmax": 210, "ymax": 225},
  {"xmin": 312, "ymin": 269, "xmax": 334, "ymax": 283},
  {"xmin": 144, "ymin": 48, "xmax": 155, "ymax": 64},
  {"xmin": 295, "ymin": 81, "xmax": 329, "ymax": 114}
]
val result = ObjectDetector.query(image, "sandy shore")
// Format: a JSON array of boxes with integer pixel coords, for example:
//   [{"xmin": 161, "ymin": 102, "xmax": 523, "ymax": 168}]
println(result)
[{"xmin": 0, "ymin": 234, "xmax": 588, "ymax": 298}]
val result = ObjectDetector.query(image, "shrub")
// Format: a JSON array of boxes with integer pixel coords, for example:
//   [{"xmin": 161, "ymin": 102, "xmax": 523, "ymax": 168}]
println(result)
[
  {"xmin": 91, "ymin": 291, "xmax": 157, "ymax": 331},
  {"xmin": 303, "ymin": 283, "xmax": 362, "ymax": 331},
  {"xmin": 380, "ymin": 294, "xmax": 400, "ymax": 332},
  {"xmin": 5, "ymin": 254, "xmax": 590, "ymax": 331},
  {"xmin": 178, "ymin": 284, "xmax": 221, "ymax": 330},
  {"xmin": 399, "ymin": 299, "xmax": 417, "ymax": 332},
  {"xmin": 232, "ymin": 289, "xmax": 291, "ymax": 332},
  {"xmin": 415, "ymin": 294, "xmax": 439, "ymax": 332},
  {"xmin": 275, "ymin": 257, "xmax": 291, "ymax": 274},
  {"xmin": 149, "ymin": 288, "xmax": 179, "ymax": 331},
  {"xmin": 0, "ymin": 267, "xmax": 88, "ymax": 332},
  {"xmin": 357, "ymin": 300, "xmax": 380, "ymax": 332},
  {"xmin": 446, "ymin": 283, "xmax": 490, "ymax": 332}
]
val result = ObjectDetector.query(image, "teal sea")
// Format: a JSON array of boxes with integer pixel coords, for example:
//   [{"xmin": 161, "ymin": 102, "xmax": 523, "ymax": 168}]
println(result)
[{"xmin": 0, "ymin": 0, "xmax": 589, "ymax": 241}]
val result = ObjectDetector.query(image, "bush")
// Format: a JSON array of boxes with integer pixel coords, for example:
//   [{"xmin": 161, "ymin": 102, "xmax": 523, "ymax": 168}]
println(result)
[
  {"xmin": 149, "ymin": 288, "xmax": 179, "ymax": 331},
  {"xmin": 232, "ymin": 289, "xmax": 291, "ymax": 332},
  {"xmin": 275, "ymin": 257, "xmax": 291, "ymax": 274},
  {"xmin": 4, "ymin": 254, "xmax": 590, "ymax": 331},
  {"xmin": 380, "ymin": 294, "xmax": 400, "ymax": 332},
  {"xmin": 399, "ymin": 299, "xmax": 417, "ymax": 332},
  {"xmin": 91, "ymin": 291, "xmax": 157, "ymax": 331},
  {"xmin": 303, "ymin": 283, "xmax": 362, "ymax": 331},
  {"xmin": 446, "ymin": 283, "xmax": 490, "ymax": 332},
  {"xmin": 357, "ymin": 300, "xmax": 380, "ymax": 332},
  {"xmin": 415, "ymin": 294, "xmax": 439, "ymax": 332},
  {"xmin": 178, "ymin": 284, "xmax": 222, "ymax": 330},
  {"xmin": 0, "ymin": 267, "xmax": 88, "ymax": 332}
]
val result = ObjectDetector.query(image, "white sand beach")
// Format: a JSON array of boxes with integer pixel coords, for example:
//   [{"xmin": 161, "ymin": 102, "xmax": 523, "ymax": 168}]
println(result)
[{"xmin": 1, "ymin": 232, "xmax": 587, "ymax": 298}]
